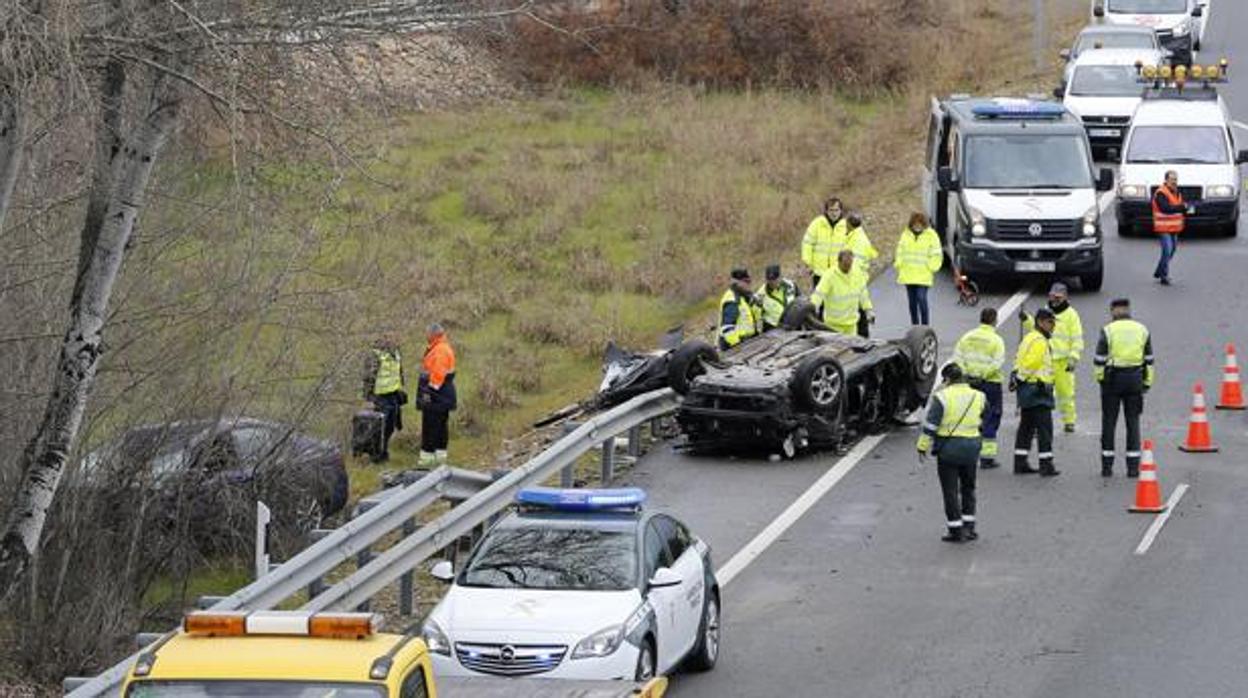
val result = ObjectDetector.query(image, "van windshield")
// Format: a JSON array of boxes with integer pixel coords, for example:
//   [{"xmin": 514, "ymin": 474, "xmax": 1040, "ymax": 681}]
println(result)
[
  {"xmin": 964, "ymin": 135, "xmax": 1093, "ymax": 189},
  {"xmin": 1107, "ymin": 0, "xmax": 1187, "ymax": 13},
  {"xmin": 1126, "ymin": 126, "xmax": 1229, "ymax": 164},
  {"xmin": 1070, "ymin": 65, "xmax": 1145, "ymax": 97},
  {"xmin": 1074, "ymin": 33, "xmax": 1156, "ymax": 54}
]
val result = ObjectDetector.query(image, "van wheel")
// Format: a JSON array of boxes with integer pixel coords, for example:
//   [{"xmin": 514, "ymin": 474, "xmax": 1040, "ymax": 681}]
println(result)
[
  {"xmin": 1116, "ymin": 214, "xmax": 1134, "ymax": 237},
  {"xmin": 1081, "ymin": 267, "xmax": 1104, "ymax": 292},
  {"xmin": 1224, "ymin": 217, "xmax": 1239, "ymax": 238}
]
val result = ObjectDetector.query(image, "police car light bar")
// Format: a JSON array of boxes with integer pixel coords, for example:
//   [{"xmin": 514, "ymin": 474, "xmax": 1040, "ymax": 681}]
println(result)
[
  {"xmin": 516, "ymin": 487, "xmax": 647, "ymax": 512},
  {"xmin": 183, "ymin": 611, "xmax": 379, "ymax": 639},
  {"xmin": 971, "ymin": 100, "xmax": 1065, "ymax": 120}
]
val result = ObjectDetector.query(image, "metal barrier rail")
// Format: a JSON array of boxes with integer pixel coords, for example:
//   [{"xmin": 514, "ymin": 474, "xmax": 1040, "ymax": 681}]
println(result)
[{"xmin": 65, "ymin": 388, "xmax": 678, "ymax": 696}]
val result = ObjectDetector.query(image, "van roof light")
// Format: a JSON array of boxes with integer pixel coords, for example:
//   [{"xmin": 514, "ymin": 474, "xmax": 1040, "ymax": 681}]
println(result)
[{"xmin": 970, "ymin": 99, "xmax": 1065, "ymax": 120}]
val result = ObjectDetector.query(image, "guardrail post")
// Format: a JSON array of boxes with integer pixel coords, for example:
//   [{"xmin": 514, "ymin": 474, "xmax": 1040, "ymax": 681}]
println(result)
[
  {"xmin": 650, "ymin": 417, "xmax": 662, "ymax": 440},
  {"xmin": 628, "ymin": 425, "xmax": 642, "ymax": 457},
  {"xmin": 399, "ymin": 518, "xmax": 416, "ymax": 616},
  {"xmin": 254, "ymin": 501, "xmax": 271, "ymax": 581},
  {"xmin": 305, "ymin": 529, "xmax": 334, "ymax": 600},
  {"xmin": 355, "ymin": 547, "xmax": 374, "ymax": 613},
  {"xmin": 601, "ymin": 437, "xmax": 615, "ymax": 483}
]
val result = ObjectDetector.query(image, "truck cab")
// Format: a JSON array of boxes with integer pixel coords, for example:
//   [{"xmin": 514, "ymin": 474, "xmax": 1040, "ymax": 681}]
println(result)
[
  {"xmin": 1092, "ymin": 0, "xmax": 1206, "ymax": 63},
  {"xmin": 923, "ymin": 97, "xmax": 1114, "ymax": 292}
]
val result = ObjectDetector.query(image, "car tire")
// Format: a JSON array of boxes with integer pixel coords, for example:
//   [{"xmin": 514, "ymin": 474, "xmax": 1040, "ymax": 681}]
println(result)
[
  {"xmin": 1081, "ymin": 266, "xmax": 1104, "ymax": 292},
  {"xmin": 685, "ymin": 589, "xmax": 720, "ymax": 672},
  {"xmin": 904, "ymin": 326, "xmax": 939, "ymax": 399},
  {"xmin": 635, "ymin": 637, "xmax": 657, "ymax": 681},
  {"xmin": 1116, "ymin": 214, "xmax": 1134, "ymax": 237},
  {"xmin": 1224, "ymin": 217, "xmax": 1239, "ymax": 238},
  {"xmin": 792, "ymin": 354, "xmax": 845, "ymax": 411},
  {"xmin": 780, "ymin": 299, "xmax": 818, "ymax": 330},
  {"xmin": 667, "ymin": 340, "xmax": 718, "ymax": 395}
]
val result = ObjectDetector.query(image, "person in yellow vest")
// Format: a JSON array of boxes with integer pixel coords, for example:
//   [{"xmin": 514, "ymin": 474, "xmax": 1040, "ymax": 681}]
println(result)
[
  {"xmin": 811, "ymin": 250, "xmax": 873, "ymax": 336},
  {"xmin": 362, "ymin": 333, "xmax": 405, "ymax": 463},
  {"xmin": 893, "ymin": 212, "xmax": 944, "ymax": 326},
  {"xmin": 845, "ymin": 213, "xmax": 879, "ymax": 338},
  {"xmin": 1094, "ymin": 298, "xmax": 1154, "ymax": 478},
  {"xmin": 952, "ymin": 307, "xmax": 1006, "ymax": 469},
  {"xmin": 719, "ymin": 267, "xmax": 760, "ymax": 350},
  {"xmin": 918, "ymin": 363, "xmax": 986, "ymax": 543},
  {"xmin": 1020, "ymin": 283, "xmax": 1084, "ymax": 433},
  {"xmin": 801, "ymin": 197, "xmax": 848, "ymax": 290},
  {"xmin": 1011, "ymin": 308, "xmax": 1059, "ymax": 476},
  {"xmin": 755, "ymin": 264, "xmax": 799, "ymax": 332}
]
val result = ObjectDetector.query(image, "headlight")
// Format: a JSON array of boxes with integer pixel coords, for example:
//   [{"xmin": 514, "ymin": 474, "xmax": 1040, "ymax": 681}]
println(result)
[
  {"xmin": 969, "ymin": 207, "xmax": 987, "ymax": 237},
  {"xmin": 1208, "ymin": 184, "xmax": 1237, "ymax": 199},
  {"xmin": 1082, "ymin": 206, "xmax": 1099, "ymax": 237},
  {"xmin": 422, "ymin": 619, "xmax": 451, "ymax": 656},
  {"xmin": 1119, "ymin": 184, "xmax": 1148, "ymax": 200},
  {"xmin": 571, "ymin": 625, "xmax": 624, "ymax": 659}
]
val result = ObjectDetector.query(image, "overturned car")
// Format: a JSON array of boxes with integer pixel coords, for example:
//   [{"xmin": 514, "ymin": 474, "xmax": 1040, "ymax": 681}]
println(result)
[{"xmin": 666, "ymin": 301, "xmax": 938, "ymax": 458}]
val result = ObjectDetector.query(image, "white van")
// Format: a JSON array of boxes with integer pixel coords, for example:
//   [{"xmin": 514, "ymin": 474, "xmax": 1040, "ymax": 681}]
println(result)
[
  {"xmin": 1092, "ymin": 0, "xmax": 1206, "ymax": 63},
  {"xmin": 1060, "ymin": 47, "xmax": 1166, "ymax": 159}
]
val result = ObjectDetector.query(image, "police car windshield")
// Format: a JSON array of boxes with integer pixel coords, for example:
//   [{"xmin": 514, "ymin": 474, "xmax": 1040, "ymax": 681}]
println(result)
[
  {"xmin": 964, "ymin": 135, "xmax": 1094, "ymax": 189},
  {"xmin": 1070, "ymin": 65, "xmax": 1145, "ymax": 97},
  {"xmin": 1126, "ymin": 126, "xmax": 1229, "ymax": 164},
  {"xmin": 126, "ymin": 680, "xmax": 384, "ymax": 697},
  {"xmin": 460, "ymin": 522, "xmax": 638, "ymax": 591},
  {"xmin": 1074, "ymin": 33, "xmax": 1155, "ymax": 54},
  {"xmin": 1107, "ymin": 0, "xmax": 1186, "ymax": 12}
]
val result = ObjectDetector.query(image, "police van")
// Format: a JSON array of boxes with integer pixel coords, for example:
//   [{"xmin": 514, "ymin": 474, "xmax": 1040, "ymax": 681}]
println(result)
[
  {"xmin": 1092, "ymin": 0, "xmax": 1206, "ymax": 63},
  {"xmin": 923, "ymin": 97, "xmax": 1115, "ymax": 291},
  {"xmin": 1116, "ymin": 63, "xmax": 1247, "ymax": 237},
  {"xmin": 1059, "ymin": 47, "xmax": 1167, "ymax": 159}
]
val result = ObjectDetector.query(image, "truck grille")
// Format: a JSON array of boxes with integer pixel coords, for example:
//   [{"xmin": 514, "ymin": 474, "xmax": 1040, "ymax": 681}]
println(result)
[
  {"xmin": 992, "ymin": 220, "xmax": 1079, "ymax": 241},
  {"xmin": 1081, "ymin": 116, "xmax": 1130, "ymax": 127},
  {"xmin": 456, "ymin": 642, "xmax": 567, "ymax": 676},
  {"xmin": 1151, "ymin": 185, "xmax": 1203, "ymax": 202}
]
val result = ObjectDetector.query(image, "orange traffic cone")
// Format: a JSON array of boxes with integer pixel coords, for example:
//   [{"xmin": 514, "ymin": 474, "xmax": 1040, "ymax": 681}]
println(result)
[
  {"xmin": 1217, "ymin": 343, "xmax": 1246, "ymax": 410},
  {"xmin": 1179, "ymin": 382, "xmax": 1220, "ymax": 453},
  {"xmin": 1129, "ymin": 440, "xmax": 1167, "ymax": 514}
]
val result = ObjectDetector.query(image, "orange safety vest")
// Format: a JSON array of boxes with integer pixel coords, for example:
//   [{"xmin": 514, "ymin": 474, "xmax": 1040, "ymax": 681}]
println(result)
[{"xmin": 1151, "ymin": 186, "xmax": 1185, "ymax": 235}]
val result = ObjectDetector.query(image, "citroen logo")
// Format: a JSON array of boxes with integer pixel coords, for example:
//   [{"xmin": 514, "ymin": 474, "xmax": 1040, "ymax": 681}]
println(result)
[
  {"xmin": 500, "ymin": 645, "xmax": 517, "ymax": 664},
  {"xmin": 1028, "ymin": 222, "xmax": 1044, "ymax": 237}
]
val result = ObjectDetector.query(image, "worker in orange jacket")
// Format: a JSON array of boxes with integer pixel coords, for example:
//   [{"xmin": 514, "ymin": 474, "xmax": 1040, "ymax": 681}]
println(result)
[
  {"xmin": 1152, "ymin": 170, "xmax": 1192, "ymax": 286},
  {"xmin": 418, "ymin": 323, "xmax": 457, "ymax": 465}
]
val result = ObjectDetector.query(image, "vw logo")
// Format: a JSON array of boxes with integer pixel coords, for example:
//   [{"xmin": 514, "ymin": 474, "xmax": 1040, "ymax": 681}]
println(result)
[
  {"xmin": 1102, "ymin": 116, "xmax": 1110, "ymax": 123},
  {"xmin": 499, "ymin": 645, "xmax": 517, "ymax": 663},
  {"xmin": 1028, "ymin": 222, "xmax": 1044, "ymax": 237}
]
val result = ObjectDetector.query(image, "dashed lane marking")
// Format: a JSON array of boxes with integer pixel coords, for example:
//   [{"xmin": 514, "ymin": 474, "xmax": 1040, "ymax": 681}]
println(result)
[
  {"xmin": 1134, "ymin": 483, "xmax": 1190, "ymax": 556},
  {"xmin": 1233, "ymin": 121, "xmax": 1248, "ymax": 133}
]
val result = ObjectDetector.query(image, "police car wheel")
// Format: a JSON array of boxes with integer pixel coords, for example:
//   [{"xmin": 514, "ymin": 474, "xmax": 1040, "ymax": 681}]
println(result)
[
  {"xmin": 635, "ymin": 637, "xmax": 657, "ymax": 681},
  {"xmin": 686, "ymin": 592, "xmax": 721, "ymax": 672}
]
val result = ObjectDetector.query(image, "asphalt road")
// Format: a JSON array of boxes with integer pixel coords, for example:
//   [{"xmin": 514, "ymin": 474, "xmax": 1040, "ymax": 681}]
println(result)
[{"xmin": 623, "ymin": 7, "xmax": 1248, "ymax": 696}]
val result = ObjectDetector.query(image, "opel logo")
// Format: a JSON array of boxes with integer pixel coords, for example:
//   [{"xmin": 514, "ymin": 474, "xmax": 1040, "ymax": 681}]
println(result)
[
  {"xmin": 1028, "ymin": 222, "xmax": 1044, "ymax": 237},
  {"xmin": 500, "ymin": 645, "xmax": 517, "ymax": 663}
]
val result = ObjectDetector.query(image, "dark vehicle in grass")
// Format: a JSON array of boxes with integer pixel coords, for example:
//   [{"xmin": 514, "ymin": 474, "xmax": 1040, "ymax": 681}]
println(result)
[
  {"xmin": 668, "ymin": 302, "xmax": 939, "ymax": 458},
  {"xmin": 79, "ymin": 417, "xmax": 348, "ymax": 549}
]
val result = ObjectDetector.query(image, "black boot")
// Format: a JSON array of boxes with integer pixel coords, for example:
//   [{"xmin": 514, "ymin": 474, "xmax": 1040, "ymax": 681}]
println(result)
[
  {"xmin": 942, "ymin": 526, "xmax": 965, "ymax": 543},
  {"xmin": 980, "ymin": 458, "xmax": 999, "ymax": 470},
  {"xmin": 1040, "ymin": 462, "xmax": 1061, "ymax": 477},
  {"xmin": 1127, "ymin": 467, "xmax": 1139, "ymax": 478},
  {"xmin": 964, "ymin": 522, "xmax": 978, "ymax": 541},
  {"xmin": 1015, "ymin": 459, "xmax": 1039, "ymax": 475},
  {"xmin": 1101, "ymin": 464, "xmax": 1113, "ymax": 477}
]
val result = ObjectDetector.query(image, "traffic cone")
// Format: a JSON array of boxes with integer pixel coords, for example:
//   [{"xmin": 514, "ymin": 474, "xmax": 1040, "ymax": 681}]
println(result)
[
  {"xmin": 1217, "ymin": 343, "xmax": 1246, "ymax": 410},
  {"xmin": 1178, "ymin": 382, "xmax": 1220, "ymax": 453},
  {"xmin": 1129, "ymin": 440, "xmax": 1167, "ymax": 514}
]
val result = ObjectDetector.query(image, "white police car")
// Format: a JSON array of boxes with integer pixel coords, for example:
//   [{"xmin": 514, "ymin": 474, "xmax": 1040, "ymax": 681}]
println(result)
[{"xmin": 422, "ymin": 488, "xmax": 720, "ymax": 682}]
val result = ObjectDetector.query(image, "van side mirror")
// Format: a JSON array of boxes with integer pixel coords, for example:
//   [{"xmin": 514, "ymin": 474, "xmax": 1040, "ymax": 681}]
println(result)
[
  {"xmin": 1191, "ymin": 5, "xmax": 1203, "ymax": 17},
  {"xmin": 1093, "ymin": 4, "xmax": 1105, "ymax": 18},
  {"xmin": 1059, "ymin": 48, "xmax": 1072, "ymax": 61},
  {"xmin": 938, "ymin": 166, "xmax": 960, "ymax": 192},
  {"xmin": 430, "ymin": 560, "xmax": 454, "ymax": 582},
  {"xmin": 1097, "ymin": 168, "xmax": 1115, "ymax": 193},
  {"xmin": 1236, "ymin": 150, "xmax": 1248, "ymax": 164},
  {"xmin": 647, "ymin": 567, "xmax": 682, "ymax": 590}
]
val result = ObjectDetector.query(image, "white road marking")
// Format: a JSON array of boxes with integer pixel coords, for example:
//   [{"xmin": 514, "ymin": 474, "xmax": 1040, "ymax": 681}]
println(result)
[
  {"xmin": 1233, "ymin": 121, "xmax": 1248, "ymax": 133},
  {"xmin": 1098, "ymin": 190, "xmax": 1116, "ymax": 214},
  {"xmin": 1134, "ymin": 483, "xmax": 1190, "ymax": 556},
  {"xmin": 717, "ymin": 286, "xmax": 1033, "ymax": 587}
]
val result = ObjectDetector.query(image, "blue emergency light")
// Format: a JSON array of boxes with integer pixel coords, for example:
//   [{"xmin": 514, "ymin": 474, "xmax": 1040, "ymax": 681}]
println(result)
[
  {"xmin": 971, "ymin": 100, "xmax": 1065, "ymax": 120},
  {"xmin": 516, "ymin": 487, "xmax": 647, "ymax": 512}
]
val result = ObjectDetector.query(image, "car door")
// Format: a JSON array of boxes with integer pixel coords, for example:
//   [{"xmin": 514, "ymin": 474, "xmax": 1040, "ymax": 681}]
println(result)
[
  {"xmin": 641, "ymin": 519, "xmax": 680, "ymax": 673},
  {"xmin": 653, "ymin": 515, "xmax": 705, "ymax": 664},
  {"xmin": 923, "ymin": 97, "xmax": 943, "ymax": 232}
]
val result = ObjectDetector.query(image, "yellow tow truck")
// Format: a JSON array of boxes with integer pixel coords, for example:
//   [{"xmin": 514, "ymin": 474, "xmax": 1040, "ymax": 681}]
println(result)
[{"xmin": 120, "ymin": 610, "xmax": 667, "ymax": 698}]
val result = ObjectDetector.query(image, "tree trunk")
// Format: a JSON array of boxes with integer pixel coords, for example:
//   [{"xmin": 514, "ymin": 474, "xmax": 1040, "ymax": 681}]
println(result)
[
  {"xmin": 0, "ymin": 88, "xmax": 24, "ymax": 233},
  {"xmin": 71, "ymin": 57, "xmax": 127, "ymax": 304},
  {"xmin": 0, "ymin": 69, "xmax": 182, "ymax": 596}
]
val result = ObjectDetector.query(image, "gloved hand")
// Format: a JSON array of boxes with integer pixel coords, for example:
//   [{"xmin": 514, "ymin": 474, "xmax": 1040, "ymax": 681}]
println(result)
[
  {"xmin": 1066, "ymin": 359, "xmax": 1078, "ymax": 372},
  {"xmin": 866, "ymin": 310, "xmax": 877, "ymax": 325},
  {"xmin": 1018, "ymin": 307, "xmax": 1029, "ymax": 323},
  {"xmin": 917, "ymin": 450, "xmax": 929, "ymax": 465}
]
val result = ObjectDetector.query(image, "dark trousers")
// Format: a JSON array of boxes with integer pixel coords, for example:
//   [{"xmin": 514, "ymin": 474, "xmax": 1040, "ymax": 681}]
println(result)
[
  {"xmin": 1015, "ymin": 406, "xmax": 1054, "ymax": 470},
  {"xmin": 971, "ymin": 380, "xmax": 1004, "ymax": 461},
  {"xmin": 1154, "ymin": 233, "xmax": 1177, "ymax": 280},
  {"xmin": 1101, "ymin": 372, "xmax": 1145, "ymax": 472},
  {"xmin": 937, "ymin": 458, "xmax": 977, "ymax": 527},
  {"xmin": 905, "ymin": 284, "xmax": 930, "ymax": 325},
  {"xmin": 421, "ymin": 409, "xmax": 450, "ymax": 452},
  {"xmin": 857, "ymin": 310, "xmax": 870, "ymax": 338},
  {"xmin": 372, "ymin": 392, "xmax": 403, "ymax": 457}
]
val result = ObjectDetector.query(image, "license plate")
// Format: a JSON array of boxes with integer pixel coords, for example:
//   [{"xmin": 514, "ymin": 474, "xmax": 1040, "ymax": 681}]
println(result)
[
  {"xmin": 1015, "ymin": 261, "xmax": 1056, "ymax": 273},
  {"xmin": 1088, "ymin": 128, "xmax": 1120, "ymax": 138}
]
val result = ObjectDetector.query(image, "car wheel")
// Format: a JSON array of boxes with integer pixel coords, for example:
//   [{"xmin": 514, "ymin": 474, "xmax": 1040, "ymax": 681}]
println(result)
[
  {"xmin": 792, "ymin": 355, "xmax": 845, "ymax": 411},
  {"xmin": 1080, "ymin": 266, "xmax": 1104, "ymax": 292},
  {"xmin": 1116, "ymin": 214, "xmax": 1133, "ymax": 237},
  {"xmin": 904, "ymin": 327, "xmax": 939, "ymax": 399},
  {"xmin": 667, "ymin": 341, "xmax": 718, "ymax": 395},
  {"xmin": 686, "ymin": 591, "xmax": 720, "ymax": 672},
  {"xmin": 635, "ymin": 637, "xmax": 657, "ymax": 681},
  {"xmin": 294, "ymin": 495, "xmax": 325, "ymax": 536},
  {"xmin": 780, "ymin": 299, "xmax": 818, "ymax": 330},
  {"xmin": 1224, "ymin": 217, "xmax": 1239, "ymax": 238}
]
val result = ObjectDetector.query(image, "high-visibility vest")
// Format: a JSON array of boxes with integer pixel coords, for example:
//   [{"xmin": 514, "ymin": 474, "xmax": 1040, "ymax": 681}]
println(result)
[
  {"xmin": 756, "ymin": 279, "xmax": 798, "ymax": 329},
  {"xmin": 373, "ymin": 349, "xmax": 403, "ymax": 395},
  {"xmin": 917, "ymin": 383, "xmax": 985, "ymax": 452},
  {"xmin": 953, "ymin": 324, "xmax": 1006, "ymax": 383},
  {"xmin": 845, "ymin": 226, "xmax": 879, "ymax": 273},
  {"xmin": 1152, "ymin": 186, "xmax": 1185, "ymax": 234},
  {"xmin": 1014, "ymin": 329, "xmax": 1054, "ymax": 385},
  {"xmin": 720, "ymin": 289, "xmax": 759, "ymax": 348},
  {"xmin": 893, "ymin": 227, "xmax": 943, "ymax": 287},
  {"xmin": 811, "ymin": 268, "xmax": 872, "ymax": 332},
  {"xmin": 801, "ymin": 215, "xmax": 848, "ymax": 276},
  {"xmin": 1050, "ymin": 306, "xmax": 1084, "ymax": 363},
  {"xmin": 1094, "ymin": 319, "xmax": 1153, "ymax": 386}
]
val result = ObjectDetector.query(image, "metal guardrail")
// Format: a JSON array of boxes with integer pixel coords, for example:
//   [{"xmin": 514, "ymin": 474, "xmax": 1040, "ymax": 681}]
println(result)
[{"xmin": 65, "ymin": 388, "xmax": 678, "ymax": 697}]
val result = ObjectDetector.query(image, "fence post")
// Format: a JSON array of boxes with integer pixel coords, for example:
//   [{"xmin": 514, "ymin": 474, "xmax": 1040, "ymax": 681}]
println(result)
[
  {"xmin": 628, "ymin": 424, "xmax": 642, "ymax": 457},
  {"xmin": 305, "ymin": 529, "xmax": 333, "ymax": 600},
  {"xmin": 601, "ymin": 437, "xmax": 615, "ymax": 483},
  {"xmin": 399, "ymin": 518, "xmax": 416, "ymax": 616}
]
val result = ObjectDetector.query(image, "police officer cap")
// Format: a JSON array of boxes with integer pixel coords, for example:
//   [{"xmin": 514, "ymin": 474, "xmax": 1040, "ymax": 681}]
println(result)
[
  {"xmin": 1111, "ymin": 297, "xmax": 1130, "ymax": 308},
  {"xmin": 765, "ymin": 264, "xmax": 781, "ymax": 281},
  {"xmin": 730, "ymin": 267, "xmax": 751, "ymax": 282},
  {"xmin": 941, "ymin": 363, "xmax": 964, "ymax": 382},
  {"xmin": 1034, "ymin": 308, "xmax": 1056, "ymax": 322}
]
